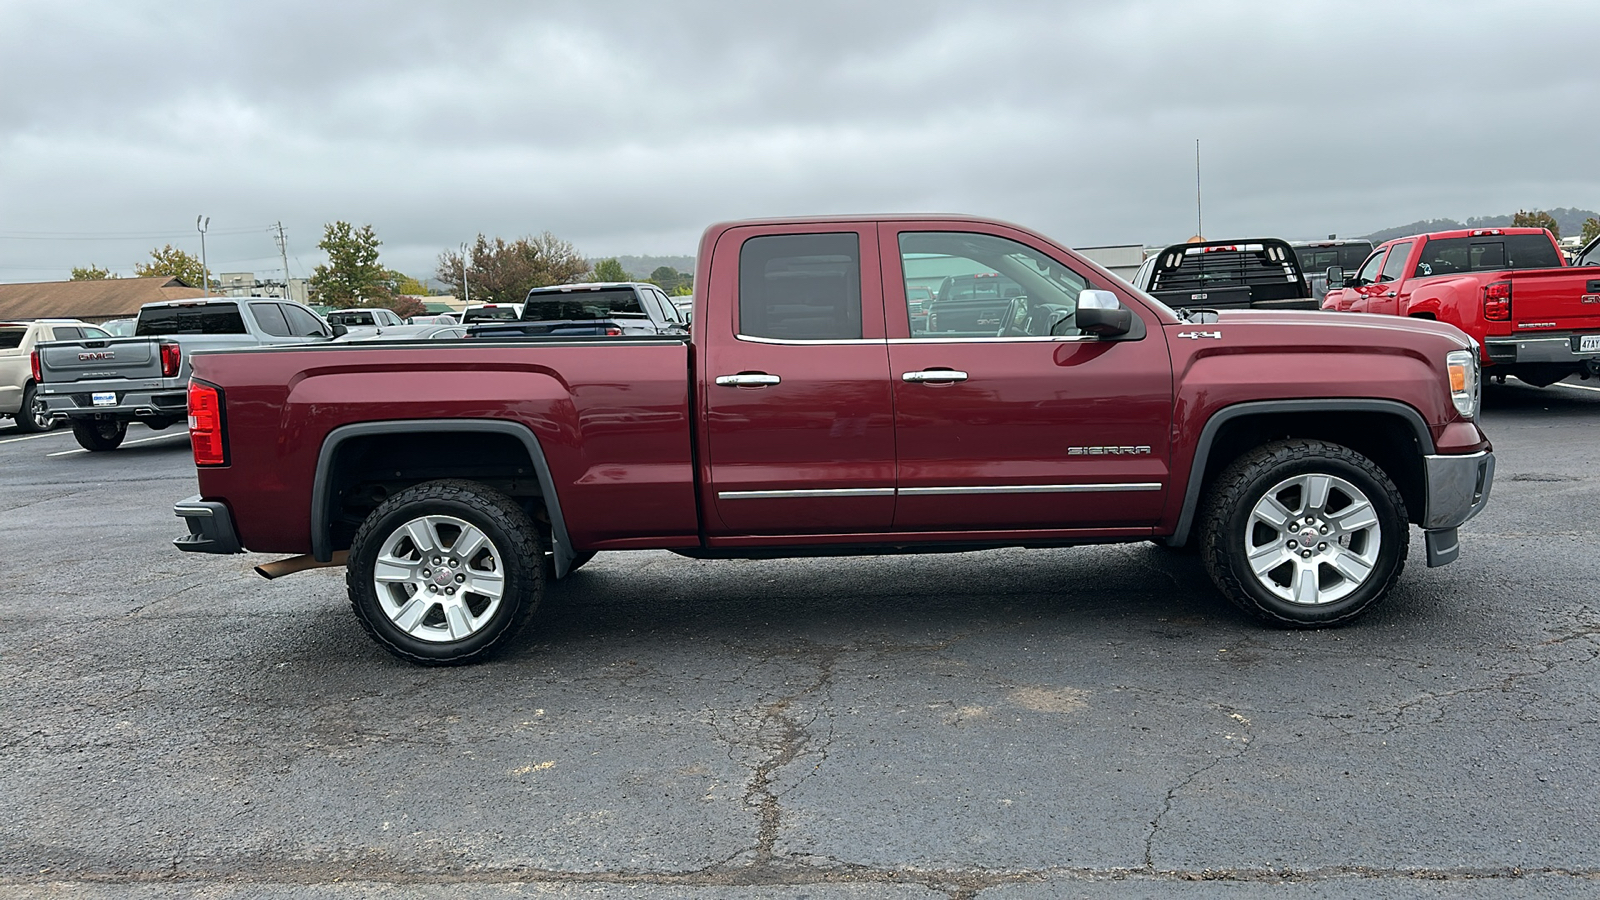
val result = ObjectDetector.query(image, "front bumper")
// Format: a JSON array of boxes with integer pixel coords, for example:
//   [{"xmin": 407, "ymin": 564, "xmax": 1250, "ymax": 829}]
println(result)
[
  {"xmin": 1420, "ymin": 450, "xmax": 1495, "ymax": 567},
  {"xmin": 173, "ymin": 495, "xmax": 243, "ymax": 554}
]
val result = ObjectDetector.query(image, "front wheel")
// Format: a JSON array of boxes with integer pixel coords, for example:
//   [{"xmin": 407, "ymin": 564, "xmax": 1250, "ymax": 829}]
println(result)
[
  {"xmin": 347, "ymin": 479, "xmax": 544, "ymax": 665},
  {"xmin": 1199, "ymin": 439, "xmax": 1408, "ymax": 627},
  {"xmin": 15, "ymin": 382, "xmax": 56, "ymax": 433},
  {"xmin": 72, "ymin": 419, "xmax": 127, "ymax": 451}
]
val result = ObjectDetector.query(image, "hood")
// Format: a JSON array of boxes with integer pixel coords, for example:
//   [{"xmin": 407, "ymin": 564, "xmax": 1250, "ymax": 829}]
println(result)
[{"xmin": 1208, "ymin": 309, "xmax": 1476, "ymax": 350}]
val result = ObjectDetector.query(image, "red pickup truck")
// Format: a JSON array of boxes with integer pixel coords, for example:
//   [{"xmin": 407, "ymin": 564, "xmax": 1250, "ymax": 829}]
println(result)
[
  {"xmin": 1321, "ymin": 227, "xmax": 1600, "ymax": 386},
  {"xmin": 174, "ymin": 215, "xmax": 1495, "ymax": 665}
]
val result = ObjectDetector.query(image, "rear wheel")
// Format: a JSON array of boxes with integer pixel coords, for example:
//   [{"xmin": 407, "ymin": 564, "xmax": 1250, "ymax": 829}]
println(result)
[
  {"xmin": 1200, "ymin": 439, "xmax": 1407, "ymax": 627},
  {"xmin": 14, "ymin": 382, "xmax": 55, "ymax": 433},
  {"xmin": 347, "ymin": 479, "xmax": 544, "ymax": 665},
  {"xmin": 71, "ymin": 419, "xmax": 127, "ymax": 451}
]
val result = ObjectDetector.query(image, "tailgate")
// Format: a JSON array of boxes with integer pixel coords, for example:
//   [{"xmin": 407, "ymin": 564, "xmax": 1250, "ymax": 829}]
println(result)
[
  {"xmin": 1510, "ymin": 267, "xmax": 1600, "ymax": 332},
  {"xmin": 36, "ymin": 337, "xmax": 161, "ymax": 382}
]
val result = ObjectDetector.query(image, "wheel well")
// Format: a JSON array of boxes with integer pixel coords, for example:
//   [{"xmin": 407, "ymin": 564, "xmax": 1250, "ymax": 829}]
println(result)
[
  {"xmin": 1198, "ymin": 411, "xmax": 1426, "ymax": 526},
  {"xmin": 324, "ymin": 431, "xmax": 550, "ymax": 553}
]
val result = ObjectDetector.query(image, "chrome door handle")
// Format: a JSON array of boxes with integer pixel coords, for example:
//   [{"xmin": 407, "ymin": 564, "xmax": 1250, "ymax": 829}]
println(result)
[
  {"xmin": 902, "ymin": 369, "xmax": 969, "ymax": 383},
  {"xmin": 1383, "ymin": 291, "xmax": 1397, "ymax": 297},
  {"xmin": 715, "ymin": 373, "xmax": 781, "ymax": 387}
]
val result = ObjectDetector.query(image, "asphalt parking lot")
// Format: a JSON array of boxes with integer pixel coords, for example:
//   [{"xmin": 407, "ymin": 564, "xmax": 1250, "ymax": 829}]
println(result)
[{"xmin": 1, "ymin": 380, "xmax": 1597, "ymax": 899}]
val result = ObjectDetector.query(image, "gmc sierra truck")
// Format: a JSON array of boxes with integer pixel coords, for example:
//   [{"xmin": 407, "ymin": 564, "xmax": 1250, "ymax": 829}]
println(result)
[
  {"xmin": 1130, "ymin": 238, "xmax": 1316, "ymax": 311},
  {"xmin": 173, "ymin": 215, "xmax": 1495, "ymax": 665},
  {"xmin": 1322, "ymin": 227, "xmax": 1600, "ymax": 386},
  {"xmin": 36, "ymin": 297, "xmax": 334, "ymax": 450}
]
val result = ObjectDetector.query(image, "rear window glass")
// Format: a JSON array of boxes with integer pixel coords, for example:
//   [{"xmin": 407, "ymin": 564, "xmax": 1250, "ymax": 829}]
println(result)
[
  {"xmin": 462, "ymin": 306, "xmax": 520, "ymax": 322},
  {"xmin": 1414, "ymin": 235, "xmax": 1561, "ymax": 277},
  {"xmin": 525, "ymin": 289, "xmax": 646, "ymax": 321},
  {"xmin": 136, "ymin": 304, "xmax": 246, "ymax": 336},
  {"xmin": 739, "ymin": 233, "xmax": 862, "ymax": 341},
  {"xmin": 326, "ymin": 310, "xmax": 376, "ymax": 326},
  {"xmin": 0, "ymin": 327, "xmax": 25, "ymax": 350},
  {"xmin": 1296, "ymin": 244, "xmax": 1372, "ymax": 272}
]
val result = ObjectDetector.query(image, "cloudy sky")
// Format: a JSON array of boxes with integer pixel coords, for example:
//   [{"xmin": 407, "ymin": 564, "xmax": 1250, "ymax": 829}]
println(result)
[{"xmin": 2, "ymin": 0, "xmax": 1597, "ymax": 284}]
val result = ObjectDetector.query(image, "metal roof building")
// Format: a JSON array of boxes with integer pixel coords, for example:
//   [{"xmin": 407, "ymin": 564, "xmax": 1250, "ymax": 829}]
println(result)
[{"xmin": 0, "ymin": 277, "xmax": 207, "ymax": 323}]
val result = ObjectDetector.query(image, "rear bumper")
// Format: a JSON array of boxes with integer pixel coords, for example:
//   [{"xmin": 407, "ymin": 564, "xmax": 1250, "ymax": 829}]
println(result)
[
  {"xmin": 1484, "ymin": 333, "xmax": 1600, "ymax": 367},
  {"xmin": 173, "ymin": 495, "xmax": 243, "ymax": 554},
  {"xmin": 1420, "ymin": 450, "xmax": 1495, "ymax": 567},
  {"xmin": 42, "ymin": 388, "xmax": 187, "ymax": 421}
]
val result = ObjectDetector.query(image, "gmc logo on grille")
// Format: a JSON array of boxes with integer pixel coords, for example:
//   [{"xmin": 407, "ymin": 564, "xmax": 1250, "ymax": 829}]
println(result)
[{"xmin": 77, "ymin": 351, "xmax": 115, "ymax": 361}]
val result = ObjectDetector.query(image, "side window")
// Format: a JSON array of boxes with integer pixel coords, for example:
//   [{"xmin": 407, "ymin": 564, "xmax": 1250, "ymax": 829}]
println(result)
[
  {"xmin": 1379, "ymin": 242, "xmax": 1413, "ymax": 283},
  {"xmin": 636, "ymin": 288, "xmax": 665, "ymax": 322},
  {"xmin": 251, "ymin": 302, "xmax": 293, "ymax": 337},
  {"xmin": 738, "ymin": 233, "xmax": 861, "ymax": 341},
  {"xmin": 1354, "ymin": 250, "xmax": 1387, "ymax": 285},
  {"xmin": 655, "ymin": 289, "xmax": 684, "ymax": 325},
  {"xmin": 901, "ymin": 232, "xmax": 1088, "ymax": 338},
  {"xmin": 81, "ymin": 326, "xmax": 111, "ymax": 339},
  {"xmin": 282, "ymin": 304, "xmax": 330, "ymax": 338},
  {"xmin": 51, "ymin": 326, "xmax": 82, "ymax": 340}
]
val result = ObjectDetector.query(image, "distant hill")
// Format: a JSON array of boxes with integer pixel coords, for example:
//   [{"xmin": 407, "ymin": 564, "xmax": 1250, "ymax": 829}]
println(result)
[
  {"xmin": 1364, "ymin": 208, "xmax": 1598, "ymax": 244},
  {"xmin": 588, "ymin": 255, "xmax": 695, "ymax": 280}
]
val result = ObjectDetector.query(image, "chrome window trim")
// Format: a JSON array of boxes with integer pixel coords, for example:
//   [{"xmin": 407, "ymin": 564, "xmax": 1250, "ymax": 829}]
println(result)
[
  {"xmin": 734, "ymin": 334, "xmax": 886, "ymax": 346},
  {"xmin": 888, "ymin": 335, "xmax": 1100, "ymax": 344}
]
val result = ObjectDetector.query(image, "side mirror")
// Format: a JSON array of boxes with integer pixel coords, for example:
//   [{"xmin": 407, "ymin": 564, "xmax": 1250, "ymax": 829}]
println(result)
[
  {"xmin": 1075, "ymin": 289, "xmax": 1132, "ymax": 337},
  {"xmin": 330, "ymin": 323, "xmax": 349, "ymax": 338},
  {"xmin": 1326, "ymin": 266, "xmax": 1345, "ymax": 289}
]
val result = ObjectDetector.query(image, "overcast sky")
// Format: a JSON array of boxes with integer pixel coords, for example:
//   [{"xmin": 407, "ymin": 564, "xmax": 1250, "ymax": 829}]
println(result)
[{"xmin": 2, "ymin": 0, "xmax": 1597, "ymax": 284}]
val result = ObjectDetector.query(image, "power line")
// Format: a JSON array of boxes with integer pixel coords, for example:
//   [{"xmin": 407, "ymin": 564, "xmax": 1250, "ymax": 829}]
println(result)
[{"xmin": 0, "ymin": 226, "xmax": 272, "ymax": 241}]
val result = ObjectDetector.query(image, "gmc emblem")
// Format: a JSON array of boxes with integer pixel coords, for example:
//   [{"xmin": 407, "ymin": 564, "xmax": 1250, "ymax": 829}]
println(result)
[
  {"xmin": 1581, "ymin": 294, "xmax": 1600, "ymax": 305},
  {"xmin": 77, "ymin": 351, "xmax": 115, "ymax": 361}
]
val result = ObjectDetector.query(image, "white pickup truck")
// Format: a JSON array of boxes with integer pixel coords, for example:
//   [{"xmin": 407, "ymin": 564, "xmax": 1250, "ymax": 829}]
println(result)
[
  {"xmin": 34, "ymin": 297, "xmax": 334, "ymax": 450},
  {"xmin": 1, "ymin": 318, "xmax": 114, "ymax": 433}
]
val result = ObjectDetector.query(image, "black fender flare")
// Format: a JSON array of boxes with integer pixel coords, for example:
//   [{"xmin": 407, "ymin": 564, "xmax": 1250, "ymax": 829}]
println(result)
[
  {"xmin": 310, "ymin": 419, "xmax": 578, "ymax": 577},
  {"xmin": 1167, "ymin": 399, "xmax": 1435, "ymax": 547}
]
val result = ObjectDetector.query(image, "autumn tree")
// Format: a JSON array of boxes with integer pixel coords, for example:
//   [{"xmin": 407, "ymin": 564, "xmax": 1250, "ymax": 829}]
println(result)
[
  {"xmin": 134, "ymin": 244, "xmax": 209, "ymax": 287},
  {"xmin": 385, "ymin": 295, "xmax": 429, "ymax": 319},
  {"xmin": 70, "ymin": 264, "xmax": 117, "ymax": 280},
  {"xmin": 309, "ymin": 221, "xmax": 392, "ymax": 309},
  {"xmin": 592, "ymin": 258, "xmax": 629, "ymax": 282},
  {"xmin": 436, "ymin": 232, "xmax": 590, "ymax": 305},
  {"xmin": 387, "ymin": 269, "xmax": 431, "ymax": 296},
  {"xmin": 1513, "ymin": 210, "xmax": 1560, "ymax": 241}
]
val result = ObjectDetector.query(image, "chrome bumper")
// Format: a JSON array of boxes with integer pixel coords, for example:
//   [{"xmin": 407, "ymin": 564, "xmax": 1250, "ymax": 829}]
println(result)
[{"xmin": 1420, "ymin": 450, "xmax": 1495, "ymax": 567}]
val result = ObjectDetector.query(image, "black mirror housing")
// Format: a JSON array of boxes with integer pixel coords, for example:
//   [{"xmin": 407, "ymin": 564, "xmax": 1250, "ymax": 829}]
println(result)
[
  {"xmin": 330, "ymin": 323, "xmax": 349, "ymax": 338},
  {"xmin": 1326, "ymin": 266, "xmax": 1345, "ymax": 289}
]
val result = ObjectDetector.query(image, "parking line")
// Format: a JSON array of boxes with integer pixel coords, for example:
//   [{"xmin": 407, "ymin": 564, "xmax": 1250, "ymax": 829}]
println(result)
[
  {"xmin": 1554, "ymin": 381, "xmax": 1600, "ymax": 394},
  {"xmin": 46, "ymin": 432, "xmax": 191, "ymax": 457},
  {"xmin": 0, "ymin": 431, "xmax": 75, "ymax": 445}
]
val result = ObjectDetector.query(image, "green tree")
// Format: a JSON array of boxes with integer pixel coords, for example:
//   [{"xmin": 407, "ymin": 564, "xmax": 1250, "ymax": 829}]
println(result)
[
  {"xmin": 70, "ymin": 264, "xmax": 118, "ymax": 281},
  {"xmin": 436, "ymin": 232, "xmax": 589, "ymax": 305},
  {"xmin": 1582, "ymin": 217, "xmax": 1600, "ymax": 244},
  {"xmin": 1513, "ymin": 209, "xmax": 1560, "ymax": 241},
  {"xmin": 309, "ymin": 222, "xmax": 392, "ymax": 309},
  {"xmin": 646, "ymin": 265, "xmax": 693, "ymax": 294},
  {"xmin": 387, "ymin": 270, "xmax": 431, "ymax": 296},
  {"xmin": 592, "ymin": 258, "xmax": 629, "ymax": 282},
  {"xmin": 670, "ymin": 283, "xmax": 693, "ymax": 296},
  {"xmin": 134, "ymin": 244, "xmax": 209, "ymax": 287}
]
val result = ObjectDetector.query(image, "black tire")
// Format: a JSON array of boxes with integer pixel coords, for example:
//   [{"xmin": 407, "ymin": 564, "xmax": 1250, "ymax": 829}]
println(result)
[
  {"xmin": 72, "ymin": 419, "xmax": 127, "ymax": 451},
  {"xmin": 1199, "ymin": 439, "xmax": 1408, "ymax": 627},
  {"xmin": 347, "ymin": 479, "xmax": 544, "ymax": 665},
  {"xmin": 14, "ymin": 382, "xmax": 55, "ymax": 434}
]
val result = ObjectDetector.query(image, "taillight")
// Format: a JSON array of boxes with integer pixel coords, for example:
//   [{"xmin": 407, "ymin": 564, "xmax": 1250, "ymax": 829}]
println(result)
[
  {"xmin": 1483, "ymin": 281, "xmax": 1512, "ymax": 321},
  {"xmin": 30, "ymin": 349, "xmax": 41, "ymax": 383},
  {"xmin": 188, "ymin": 380, "xmax": 226, "ymax": 466},
  {"xmin": 605, "ymin": 326, "xmax": 622, "ymax": 336},
  {"xmin": 160, "ymin": 341, "xmax": 182, "ymax": 377}
]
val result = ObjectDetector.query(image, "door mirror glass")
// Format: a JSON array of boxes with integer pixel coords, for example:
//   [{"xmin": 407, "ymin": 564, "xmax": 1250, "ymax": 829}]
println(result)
[
  {"xmin": 1326, "ymin": 266, "xmax": 1344, "ymax": 289},
  {"xmin": 1074, "ymin": 289, "xmax": 1132, "ymax": 337},
  {"xmin": 330, "ymin": 323, "xmax": 349, "ymax": 338}
]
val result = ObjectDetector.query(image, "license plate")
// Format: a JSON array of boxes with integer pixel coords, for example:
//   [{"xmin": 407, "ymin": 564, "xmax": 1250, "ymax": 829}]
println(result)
[
  {"xmin": 1580, "ymin": 334, "xmax": 1600, "ymax": 353},
  {"xmin": 92, "ymin": 392, "xmax": 117, "ymax": 407}
]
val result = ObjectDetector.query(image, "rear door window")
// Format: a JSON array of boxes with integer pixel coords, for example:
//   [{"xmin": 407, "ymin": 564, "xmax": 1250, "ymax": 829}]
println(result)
[
  {"xmin": 251, "ymin": 302, "xmax": 293, "ymax": 337},
  {"xmin": 0, "ymin": 327, "xmax": 25, "ymax": 350},
  {"xmin": 1379, "ymin": 242, "xmax": 1413, "ymax": 283},
  {"xmin": 738, "ymin": 233, "xmax": 862, "ymax": 341},
  {"xmin": 51, "ymin": 326, "xmax": 82, "ymax": 340}
]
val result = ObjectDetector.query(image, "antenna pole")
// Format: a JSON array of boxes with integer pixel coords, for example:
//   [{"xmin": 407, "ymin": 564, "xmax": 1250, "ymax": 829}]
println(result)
[{"xmin": 1195, "ymin": 139, "xmax": 1203, "ymax": 240}]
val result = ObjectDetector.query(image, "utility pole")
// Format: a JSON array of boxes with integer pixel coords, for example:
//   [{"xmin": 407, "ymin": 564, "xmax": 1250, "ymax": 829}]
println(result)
[
  {"xmin": 273, "ymin": 222, "xmax": 290, "ymax": 300},
  {"xmin": 197, "ymin": 215, "xmax": 210, "ymax": 296}
]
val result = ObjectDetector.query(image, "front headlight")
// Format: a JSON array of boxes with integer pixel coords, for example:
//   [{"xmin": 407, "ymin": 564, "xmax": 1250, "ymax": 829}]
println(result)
[{"xmin": 1446, "ymin": 348, "xmax": 1479, "ymax": 419}]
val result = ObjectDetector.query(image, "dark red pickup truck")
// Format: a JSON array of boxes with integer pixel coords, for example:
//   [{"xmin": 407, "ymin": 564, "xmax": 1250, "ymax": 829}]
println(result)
[
  {"xmin": 175, "ymin": 215, "xmax": 1495, "ymax": 664},
  {"xmin": 1321, "ymin": 227, "xmax": 1600, "ymax": 386}
]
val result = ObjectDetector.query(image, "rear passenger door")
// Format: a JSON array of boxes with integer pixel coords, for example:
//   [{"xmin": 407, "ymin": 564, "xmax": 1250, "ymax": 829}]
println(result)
[{"xmin": 701, "ymin": 225, "xmax": 896, "ymax": 536}]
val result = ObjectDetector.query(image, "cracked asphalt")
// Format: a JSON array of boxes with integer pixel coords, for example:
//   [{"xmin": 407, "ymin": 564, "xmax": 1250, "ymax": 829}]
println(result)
[{"xmin": 1, "ymin": 378, "xmax": 1597, "ymax": 899}]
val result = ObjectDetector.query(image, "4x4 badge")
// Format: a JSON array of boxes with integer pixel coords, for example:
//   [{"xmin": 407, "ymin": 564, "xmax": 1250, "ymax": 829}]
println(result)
[{"xmin": 1177, "ymin": 331, "xmax": 1222, "ymax": 340}]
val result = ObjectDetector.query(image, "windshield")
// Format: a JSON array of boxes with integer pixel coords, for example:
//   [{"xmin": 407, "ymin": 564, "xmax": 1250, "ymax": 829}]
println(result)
[
  {"xmin": 136, "ymin": 304, "xmax": 246, "ymax": 336},
  {"xmin": 524, "ymin": 289, "xmax": 646, "ymax": 321}
]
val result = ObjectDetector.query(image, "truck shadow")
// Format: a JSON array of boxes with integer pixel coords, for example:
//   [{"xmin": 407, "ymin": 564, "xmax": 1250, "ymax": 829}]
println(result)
[{"xmin": 1482, "ymin": 377, "xmax": 1600, "ymax": 415}]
